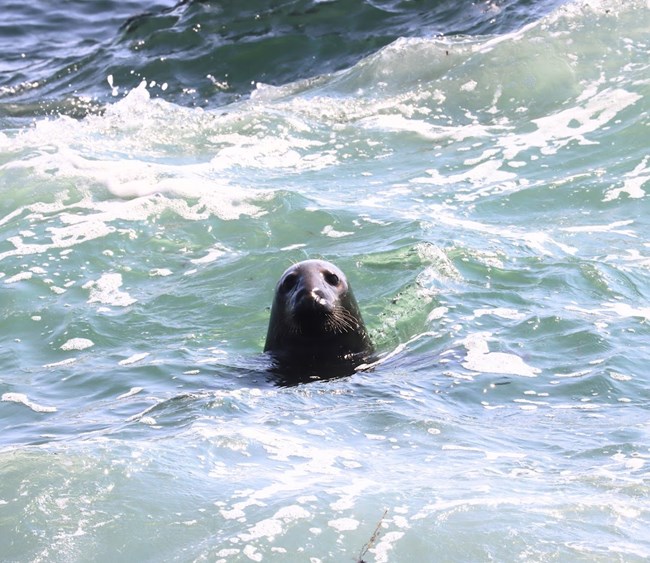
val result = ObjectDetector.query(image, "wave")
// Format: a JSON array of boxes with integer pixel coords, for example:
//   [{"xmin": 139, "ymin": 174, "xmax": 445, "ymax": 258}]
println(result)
[{"xmin": 1, "ymin": 0, "xmax": 568, "ymax": 123}]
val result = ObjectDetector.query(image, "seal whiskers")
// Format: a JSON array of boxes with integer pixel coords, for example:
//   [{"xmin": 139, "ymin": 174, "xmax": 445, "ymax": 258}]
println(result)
[{"xmin": 264, "ymin": 259, "xmax": 374, "ymax": 384}]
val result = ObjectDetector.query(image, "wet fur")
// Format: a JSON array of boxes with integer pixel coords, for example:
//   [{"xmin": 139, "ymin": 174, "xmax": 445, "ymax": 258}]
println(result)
[{"xmin": 264, "ymin": 259, "xmax": 374, "ymax": 382}]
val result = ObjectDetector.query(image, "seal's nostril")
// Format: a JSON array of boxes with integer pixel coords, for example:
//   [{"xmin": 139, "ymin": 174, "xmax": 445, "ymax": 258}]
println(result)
[{"xmin": 311, "ymin": 288, "xmax": 326, "ymax": 304}]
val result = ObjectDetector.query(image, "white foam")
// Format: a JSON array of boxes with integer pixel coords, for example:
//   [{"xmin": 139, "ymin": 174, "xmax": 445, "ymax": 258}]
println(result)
[
  {"xmin": 566, "ymin": 301, "xmax": 650, "ymax": 324},
  {"xmin": 216, "ymin": 549, "xmax": 240, "ymax": 558},
  {"xmin": 118, "ymin": 353, "xmax": 149, "ymax": 366},
  {"xmin": 242, "ymin": 545, "xmax": 262, "ymax": 562},
  {"xmin": 280, "ymin": 243, "xmax": 307, "ymax": 251},
  {"xmin": 190, "ymin": 243, "xmax": 233, "ymax": 265},
  {"xmin": 371, "ymin": 531, "xmax": 405, "ymax": 563},
  {"xmin": 460, "ymin": 80, "xmax": 477, "ymax": 92},
  {"xmin": 0, "ymin": 201, "xmax": 116, "ymax": 262},
  {"xmin": 462, "ymin": 332, "xmax": 539, "ymax": 377},
  {"xmin": 609, "ymin": 372, "xmax": 632, "ymax": 382},
  {"xmin": 238, "ymin": 505, "xmax": 310, "ymax": 542},
  {"xmin": 560, "ymin": 220, "xmax": 636, "ymax": 236},
  {"xmin": 363, "ymin": 114, "xmax": 490, "ymax": 144},
  {"xmin": 2, "ymin": 393, "xmax": 57, "ymax": 413},
  {"xmin": 3, "ymin": 271, "xmax": 32, "ymax": 284},
  {"xmin": 239, "ymin": 518, "xmax": 283, "ymax": 541},
  {"xmin": 43, "ymin": 358, "xmax": 77, "ymax": 368},
  {"xmin": 327, "ymin": 517, "xmax": 359, "ymax": 532},
  {"xmin": 498, "ymin": 87, "xmax": 641, "ymax": 160},
  {"xmin": 116, "ymin": 387, "xmax": 144, "ymax": 399},
  {"xmin": 83, "ymin": 273, "xmax": 136, "ymax": 307},
  {"xmin": 149, "ymin": 268, "xmax": 173, "ymax": 277},
  {"xmin": 0, "ymin": 88, "xmax": 267, "ymax": 246},
  {"xmin": 429, "ymin": 214, "xmax": 577, "ymax": 256},
  {"xmin": 604, "ymin": 155, "xmax": 649, "ymax": 201},
  {"xmin": 474, "ymin": 308, "xmax": 526, "ymax": 320},
  {"xmin": 60, "ymin": 338, "xmax": 94, "ymax": 351},
  {"xmin": 321, "ymin": 225, "xmax": 354, "ymax": 238},
  {"xmin": 604, "ymin": 302, "xmax": 650, "ymax": 320},
  {"xmin": 427, "ymin": 306, "xmax": 448, "ymax": 322}
]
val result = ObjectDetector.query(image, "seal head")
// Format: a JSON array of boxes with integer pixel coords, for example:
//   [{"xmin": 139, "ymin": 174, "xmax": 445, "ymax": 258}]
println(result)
[{"xmin": 264, "ymin": 259, "xmax": 374, "ymax": 383}]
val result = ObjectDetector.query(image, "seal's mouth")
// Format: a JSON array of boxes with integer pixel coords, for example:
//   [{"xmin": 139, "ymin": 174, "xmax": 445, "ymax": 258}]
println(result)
[{"xmin": 292, "ymin": 303, "xmax": 332, "ymax": 332}]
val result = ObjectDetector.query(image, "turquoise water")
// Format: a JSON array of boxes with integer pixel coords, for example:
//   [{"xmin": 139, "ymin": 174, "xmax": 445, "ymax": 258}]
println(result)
[{"xmin": 1, "ymin": 0, "xmax": 649, "ymax": 561}]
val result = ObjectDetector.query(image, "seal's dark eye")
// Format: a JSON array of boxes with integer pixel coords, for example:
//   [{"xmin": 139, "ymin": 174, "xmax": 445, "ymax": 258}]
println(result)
[
  {"xmin": 324, "ymin": 272, "xmax": 340, "ymax": 286},
  {"xmin": 280, "ymin": 273, "xmax": 298, "ymax": 293}
]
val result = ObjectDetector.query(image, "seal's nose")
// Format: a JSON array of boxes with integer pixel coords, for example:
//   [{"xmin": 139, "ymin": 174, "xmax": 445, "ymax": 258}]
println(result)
[
  {"xmin": 311, "ymin": 288, "xmax": 326, "ymax": 305},
  {"xmin": 294, "ymin": 269, "xmax": 319, "ymax": 299},
  {"xmin": 293, "ymin": 269, "xmax": 330, "ymax": 311},
  {"xmin": 295, "ymin": 285, "xmax": 325, "ymax": 304}
]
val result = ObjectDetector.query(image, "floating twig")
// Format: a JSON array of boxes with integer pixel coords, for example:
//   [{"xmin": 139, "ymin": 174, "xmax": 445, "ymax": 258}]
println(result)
[{"xmin": 356, "ymin": 508, "xmax": 389, "ymax": 563}]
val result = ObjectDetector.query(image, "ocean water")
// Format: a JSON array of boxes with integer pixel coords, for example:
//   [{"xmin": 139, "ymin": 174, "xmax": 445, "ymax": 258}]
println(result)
[{"xmin": 1, "ymin": 0, "xmax": 649, "ymax": 561}]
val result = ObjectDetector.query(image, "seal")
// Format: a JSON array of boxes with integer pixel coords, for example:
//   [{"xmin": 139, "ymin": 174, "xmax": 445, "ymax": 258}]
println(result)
[{"xmin": 264, "ymin": 259, "xmax": 374, "ymax": 384}]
